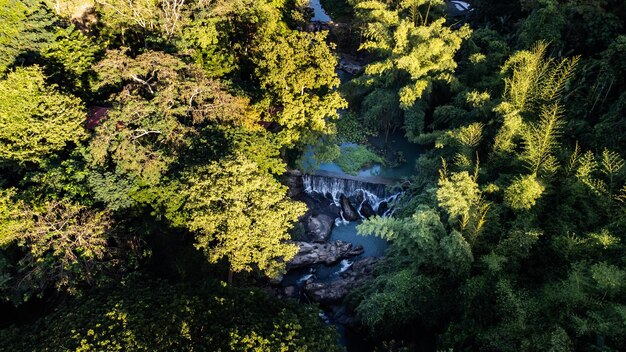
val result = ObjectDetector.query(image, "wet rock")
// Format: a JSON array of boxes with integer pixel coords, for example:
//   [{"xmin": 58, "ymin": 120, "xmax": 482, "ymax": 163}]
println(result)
[
  {"xmin": 377, "ymin": 201, "xmax": 388, "ymax": 216},
  {"xmin": 359, "ymin": 201, "xmax": 376, "ymax": 218},
  {"xmin": 304, "ymin": 257, "xmax": 380, "ymax": 304},
  {"xmin": 287, "ymin": 241, "xmax": 363, "ymax": 269},
  {"xmin": 340, "ymin": 194, "xmax": 360, "ymax": 221},
  {"xmin": 329, "ymin": 305, "xmax": 357, "ymax": 326},
  {"xmin": 283, "ymin": 169, "xmax": 304, "ymax": 197},
  {"xmin": 328, "ymin": 204, "xmax": 342, "ymax": 217},
  {"xmin": 283, "ymin": 286, "xmax": 297, "ymax": 298},
  {"xmin": 306, "ymin": 214, "xmax": 334, "ymax": 243},
  {"xmin": 338, "ymin": 59, "xmax": 363, "ymax": 75},
  {"xmin": 348, "ymin": 245, "xmax": 364, "ymax": 256}
]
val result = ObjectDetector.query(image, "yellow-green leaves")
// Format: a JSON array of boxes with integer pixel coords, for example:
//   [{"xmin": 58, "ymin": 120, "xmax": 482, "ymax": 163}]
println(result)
[
  {"xmin": 255, "ymin": 30, "xmax": 346, "ymax": 146},
  {"xmin": 437, "ymin": 171, "xmax": 480, "ymax": 219},
  {"xmin": 355, "ymin": 2, "xmax": 471, "ymax": 138},
  {"xmin": 0, "ymin": 66, "xmax": 86, "ymax": 164},
  {"xmin": 0, "ymin": 0, "xmax": 55, "ymax": 73},
  {"xmin": 521, "ymin": 104, "xmax": 564, "ymax": 176},
  {"xmin": 0, "ymin": 194, "xmax": 115, "ymax": 302},
  {"xmin": 504, "ymin": 174, "xmax": 544, "ymax": 210},
  {"xmin": 183, "ymin": 155, "xmax": 306, "ymax": 278},
  {"xmin": 0, "ymin": 189, "xmax": 30, "ymax": 248}
]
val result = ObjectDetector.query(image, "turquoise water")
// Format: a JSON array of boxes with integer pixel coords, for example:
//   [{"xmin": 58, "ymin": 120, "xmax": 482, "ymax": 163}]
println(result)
[
  {"xmin": 307, "ymin": 133, "xmax": 423, "ymax": 181},
  {"xmin": 332, "ymin": 220, "xmax": 387, "ymax": 257},
  {"xmin": 282, "ymin": 221, "xmax": 387, "ymax": 286},
  {"xmin": 309, "ymin": 0, "xmax": 332, "ymax": 22}
]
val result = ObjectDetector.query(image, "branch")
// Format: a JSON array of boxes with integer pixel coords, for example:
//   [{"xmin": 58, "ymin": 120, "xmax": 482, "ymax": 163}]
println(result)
[
  {"xmin": 129, "ymin": 74, "xmax": 155, "ymax": 94},
  {"xmin": 130, "ymin": 129, "xmax": 162, "ymax": 140}
]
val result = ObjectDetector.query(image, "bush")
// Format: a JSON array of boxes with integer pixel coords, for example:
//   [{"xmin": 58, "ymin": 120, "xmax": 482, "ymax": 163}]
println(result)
[
  {"xmin": 336, "ymin": 112, "xmax": 377, "ymax": 144},
  {"xmin": 0, "ymin": 275, "xmax": 343, "ymax": 352},
  {"xmin": 335, "ymin": 145, "xmax": 383, "ymax": 175}
]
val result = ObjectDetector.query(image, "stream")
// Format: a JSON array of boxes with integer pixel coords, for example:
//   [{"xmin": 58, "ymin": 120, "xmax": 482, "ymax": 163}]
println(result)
[{"xmin": 279, "ymin": 2, "xmax": 423, "ymax": 350}]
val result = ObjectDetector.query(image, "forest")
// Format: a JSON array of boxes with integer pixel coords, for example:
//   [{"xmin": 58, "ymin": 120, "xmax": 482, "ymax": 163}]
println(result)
[{"xmin": 1, "ymin": 0, "xmax": 626, "ymax": 351}]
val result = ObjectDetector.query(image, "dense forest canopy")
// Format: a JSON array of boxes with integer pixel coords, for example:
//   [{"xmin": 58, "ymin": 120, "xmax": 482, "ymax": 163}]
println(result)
[{"xmin": 0, "ymin": 0, "xmax": 625, "ymax": 350}]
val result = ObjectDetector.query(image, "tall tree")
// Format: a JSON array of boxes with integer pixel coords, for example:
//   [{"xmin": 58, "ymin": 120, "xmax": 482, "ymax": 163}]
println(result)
[
  {"xmin": 181, "ymin": 155, "xmax": 306, "ymax": 281},
  {"xmin": 0, "ymin": 66, "xmax": 86, "ymax": 165}
]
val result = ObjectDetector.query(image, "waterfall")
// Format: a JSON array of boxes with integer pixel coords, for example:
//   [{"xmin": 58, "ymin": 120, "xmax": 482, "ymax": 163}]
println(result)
[
  {"xmin": 303, "ymin": 174, "xmax": 388, "ymax": 205},
  {"xmin": 302, "ymin": 174, "xmax": 402, "ymax": 216},
  {"xmin": 336, "ymin": 259, "xmax": 353, "ymax": 275}
]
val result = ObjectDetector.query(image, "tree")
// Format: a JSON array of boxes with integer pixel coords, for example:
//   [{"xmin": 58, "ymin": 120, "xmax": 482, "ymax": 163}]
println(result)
[
  {"xmin": 350, "ymin": 0, "xmax": 471, "ymax": 140},
  {"xmin": 181, "ymin": 155, "xmax": 306, "ymax": 281},
  {"xmin": 352, "ymin": 206, "xmax": 473, "ymax": 334},
  {"xmin": 0, "ymin": 66, "xmax": 86, "ymax": 165},
  {"xmin": 0, "ymin": 190, "xmax": 119, "ymax": 304},
  {"xmin": 0, "ymin": 0, "xmax": 54, "ymax": 73},
  {"xmin": 0, "ymin": 275, "xmax": 344, "ymax": 351},
  {"xmin": 254, "ymin": 30, "xmax": 346, "ymax": 146},
  {"xmin": 87, "ymin": 50, "xmax": 260, "ymax": 209},
  {"xmin": 42, "ymin": 25, "xmax": 103, "ymax": 92}
]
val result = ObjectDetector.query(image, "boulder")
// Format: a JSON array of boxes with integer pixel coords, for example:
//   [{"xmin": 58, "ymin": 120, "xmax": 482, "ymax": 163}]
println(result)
[
  {"xmin": 283, "ymin": 169, "xmax": 304, "ymax": 197},
  {"xmin": 328, "ymin": 204, "xmax": 342, "ymax": 218},
  {"xmin": 304, "ymin": 257, "xmax": 379, "ymax": 304},
  {"xmin": 306, "ymin": 214, "xmax": 334, "ymax": 242},
  {"xmin": 359, "ymin": 201, "xmax": 376, "ymax": 218},
  {"xmin": 338, "ymin": 59, "xmax": 363, "ymax": 75},
  {"xmin": 287, "ymin": 241, "xmax": 364, "ymax": 269},
  {"xmin": 340, "ymin": 194, "xmax": 360, "ymax": 221},
  {"xmin": 283, "ymin": 286, "xmax": 297, "ymax": 298},
  {"xmin": 377, "ymin": 201, "xmax": 389, "ymax": 216}
]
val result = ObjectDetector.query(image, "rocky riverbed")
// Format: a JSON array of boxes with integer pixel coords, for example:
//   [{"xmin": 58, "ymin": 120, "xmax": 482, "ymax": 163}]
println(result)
[{"xmin": 276, "ymin": 169, "xmax": 397, "ymax": 331}]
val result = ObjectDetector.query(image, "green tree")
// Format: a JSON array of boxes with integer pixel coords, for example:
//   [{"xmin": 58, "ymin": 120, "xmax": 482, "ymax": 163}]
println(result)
[
  {"xmin": 0, "ymin": 0, "xmax": 54, "ymax": 73},
  {"xmin": 0, "ymin": 190, "xmax": 119, "ymax": 304},
  {"xmin": 0, "ymin": 66, "xmax": 86, "ymax": 165},
  {"xmin": 254, "ymin": 30, "xmax": 346, "ymax": 146},
  {"xmin": 351, "ymin": 0, "xmax": 471, "ymax": 140},
  {"xmin": 88, "ymin": 50, "xmax": 260, "ymax": 209},
  {"xmin": 0, "ymin": 275, "xmax": 344, "ymax": 351},
  {"xmin": 181, "ymin": 155, "xmax": 306, "ymax": 281}
]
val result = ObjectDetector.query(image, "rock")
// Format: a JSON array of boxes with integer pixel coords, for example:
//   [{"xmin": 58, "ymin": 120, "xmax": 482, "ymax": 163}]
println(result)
[
  {"xmin": 306, "ymin": 214, "xmax": 334, "ymax": 243},
  {"xmin": 340, "ymin": 194, "xmax": 360, "ymax": 221},
  {"xmin": 377, "ymin": 201, "xmax": 388, "ymax": 216},
  {"xmin": 359, "ymin": 201, "xmax": 376, "ymax": 218},
  {"xmin": 287, "ymin": 241, "xmax": 363, "ymax": 269},
  {"xmin": 283, "ymin": 286, "xmax": 297, "ymax": 298},
  {"xmin": 329, "ymin": 305, "xmax": 357, "ymax": 326},
  {"xmin": 283, "ymin": 169, "xmax": 304, "ymax": 197},
  {"xmin": 338, "ymin": 58, "xmax": 363, "ymax": 75},
  {"xmin": 348, "ymin": 245, "xmax": 364, "ymax": 256},
  {"xmin": 304, "ymin": 257, "xmax": 380, "ymax": 304},
  {"xmin": 328, "ymin": 204, "xmax": 342, "ymax": 217}
]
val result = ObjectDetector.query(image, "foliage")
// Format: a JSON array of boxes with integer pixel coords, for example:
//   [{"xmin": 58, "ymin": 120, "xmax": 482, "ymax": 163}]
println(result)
[
  {"xmin": 0, "ymin": 275, "xmax": 344, "ymax": 351},
  {"xmin": 181, "ymin": 155, "xmax": 306, "ymax": 278},
  {"xmin": 0, "ymin": 0, "xmax": 54, "ymax": 73},
  {"xmin": 254, "ymin": 30, "xmax": 346, "ymax": 146},
  {"xmin": 0, "ymin": 66, "xmax": 86, "ymax": 165},
  {"xmin": 0, "ymin": 192, "xmax": 126, "ymax": 304},
  {"xmin": 504, "ymin": 174, "xmax": 544, "ymax": 210},
  {"xmin": 347, "ymin": 3, "xmax": 626, "ymax": 348},
  {"xmin": 336, "ymin": 111, "xmax": 378, "ymax": 143},
  {"xmin": 335, "ymin": 144, "xmax": 384, "ymax": 175},
  {"xmin": 42, "ymin": 25, "xmax": 103, "ymax": 91},
  {"xmin": 349, "ymin": 0, "xmax": 471, "ymax": 139}
]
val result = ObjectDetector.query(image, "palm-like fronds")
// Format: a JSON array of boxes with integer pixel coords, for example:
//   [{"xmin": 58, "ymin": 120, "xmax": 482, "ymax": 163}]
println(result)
[{"xmin": 521, "ymin": 104, "xmax": 564, "ymax": 175}]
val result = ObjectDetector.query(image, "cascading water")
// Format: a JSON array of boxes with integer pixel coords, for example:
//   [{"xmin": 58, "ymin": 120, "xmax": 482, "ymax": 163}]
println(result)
[
  {"xmin": 302, "ymin": 174, "xmax": 402, "ymax": 217},
  {"xmin": 303, "ymin": 174, "xmax": 388, "ymax": 203}
]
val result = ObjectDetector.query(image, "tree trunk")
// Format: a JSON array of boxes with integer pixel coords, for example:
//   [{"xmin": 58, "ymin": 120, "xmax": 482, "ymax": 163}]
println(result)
[{"xmin": 227, "ymin": 267, "xmax": 234, "ymax": 284}]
